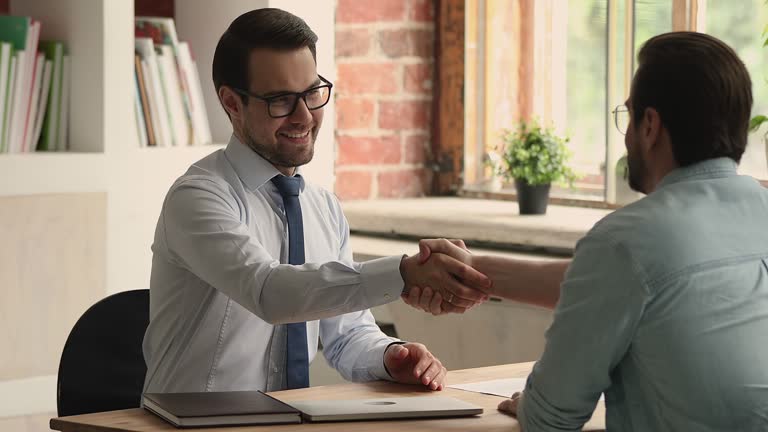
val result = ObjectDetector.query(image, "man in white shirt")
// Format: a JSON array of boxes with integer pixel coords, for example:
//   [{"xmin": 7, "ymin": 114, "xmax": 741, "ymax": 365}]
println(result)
[{"xmin": 142, "ymin": 8, "xmax": 492, "ymax": 394}]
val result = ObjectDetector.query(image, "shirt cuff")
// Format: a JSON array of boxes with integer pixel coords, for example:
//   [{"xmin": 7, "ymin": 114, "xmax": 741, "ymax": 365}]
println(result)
[
  {"xmin": 367, "ymin": 339, "xmax": 404, "ymax": 381},
  {"xmin": 359, "ymin": 255, "xmax": 407, "ymax": 304}
]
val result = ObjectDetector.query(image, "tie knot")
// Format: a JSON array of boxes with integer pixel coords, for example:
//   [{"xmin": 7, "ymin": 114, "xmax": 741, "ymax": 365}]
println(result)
[{"xmin": 271, "ymin": 175, "xmax": 302, "ymax": 197}]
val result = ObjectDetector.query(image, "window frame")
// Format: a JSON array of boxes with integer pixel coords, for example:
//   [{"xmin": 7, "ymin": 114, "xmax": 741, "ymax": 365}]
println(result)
[{"xmin": 434, "ymin": 0, "xmax": 706, "ymax": 205}]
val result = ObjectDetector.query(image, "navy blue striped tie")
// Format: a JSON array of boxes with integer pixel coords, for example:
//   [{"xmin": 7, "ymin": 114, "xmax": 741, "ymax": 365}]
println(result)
[{"xmin": 271, "ymin": 174, "xmax": 309, "ymax": 389}]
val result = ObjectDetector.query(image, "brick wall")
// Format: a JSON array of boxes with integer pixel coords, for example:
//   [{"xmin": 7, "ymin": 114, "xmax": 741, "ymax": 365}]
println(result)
[{"xmin": 334, "ymin": 0, "xmax": 435, "ymax": 200}]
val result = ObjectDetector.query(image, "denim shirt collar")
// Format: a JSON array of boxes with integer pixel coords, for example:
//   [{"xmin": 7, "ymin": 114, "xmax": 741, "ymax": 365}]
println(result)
[
  {"xmin": 223, "ymin": 134, "xmax": 305, "ymax": 193},
  {"xmin": 656, "ymin": 157, "xmax": 738, "ymax": 190}
]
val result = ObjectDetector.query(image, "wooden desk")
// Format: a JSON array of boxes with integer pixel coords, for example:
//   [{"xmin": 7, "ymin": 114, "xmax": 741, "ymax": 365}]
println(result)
[{"xmin": 50, "ymin": 362, "xmax": 606, "ymax": 432}]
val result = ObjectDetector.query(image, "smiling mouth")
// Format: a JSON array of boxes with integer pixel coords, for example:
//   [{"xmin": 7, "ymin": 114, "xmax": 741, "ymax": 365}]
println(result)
[{"xmin": 279, "ymin": 131, "xmax": 310, "ymax": 139}]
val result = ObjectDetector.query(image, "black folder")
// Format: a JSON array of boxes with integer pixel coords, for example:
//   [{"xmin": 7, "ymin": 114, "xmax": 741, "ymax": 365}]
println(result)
[{"xmin": 142, "ymin": 391, "xmax": 301, "ymax": 428}]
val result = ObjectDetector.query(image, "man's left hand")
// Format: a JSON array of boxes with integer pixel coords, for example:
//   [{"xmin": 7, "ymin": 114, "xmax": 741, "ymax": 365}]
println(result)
[{"xmin": 384, "ymin": 343, "xmax": 447, "ymax": 390}]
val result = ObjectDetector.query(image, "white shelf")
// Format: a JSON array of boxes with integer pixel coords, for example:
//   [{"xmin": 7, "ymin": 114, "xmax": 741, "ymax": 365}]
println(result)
[{"xmin": 0, "ymin": 152, "xmax": 107, "ymax": 196}]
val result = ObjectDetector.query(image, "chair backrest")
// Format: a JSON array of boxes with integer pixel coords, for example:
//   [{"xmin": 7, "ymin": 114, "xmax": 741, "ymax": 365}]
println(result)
[{"xmin": 57, "ymin": 289, "xmax": 150, "ymax": 417}]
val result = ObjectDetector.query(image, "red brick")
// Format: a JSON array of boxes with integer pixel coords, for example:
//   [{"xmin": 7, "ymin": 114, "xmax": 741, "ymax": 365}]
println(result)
[
  {"xmin": 336, "ymin": 170, "xmax": 373, "ymax": 200},
  {"xmin": 337, "ymin": 63, "xmax": 399, "ymax": 95},
  {"xmin": 336, "ymin": 97, "xmax": 375, "ymax": 130},
  {"xmin": 409, "ymin": 0, "xmax": 434, "ymax": 21},
  {"xmin": 337, "ymin": 135, "xmax": 401, "ymax": 165},
  {"xmin": 337, "ymin": 0, "xmax": 406, "ymax": 23},
  {"xmin": 404, "ymin": 134, "xmax": 429, "ymax": 164},
  {"xmin": 379, "ymin": 29, "xmax": 434, "ymax": 58},
  {"xmin": 379, "ymin": 100, "xmax": 430, "ymax": 130},
  {"xmin": 336, "ymin": 29, "xmax": 371, "ymax": 57},
  {"xmin": 378, "ymin": 169, "xmax": 429, "ymax": 198},
  {"xmin": 404, "ymin": 63, "xmax": 433, "ymax": 93}
]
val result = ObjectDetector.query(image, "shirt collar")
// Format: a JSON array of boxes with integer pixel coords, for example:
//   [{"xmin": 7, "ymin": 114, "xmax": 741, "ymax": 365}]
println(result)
[
  {"xmin": 223, "ymin": 134, "xmax": 306, "ymax": 193},
  {"xmin": 656, "ymin": 157, "xmax": 739, "ymax": 190}
]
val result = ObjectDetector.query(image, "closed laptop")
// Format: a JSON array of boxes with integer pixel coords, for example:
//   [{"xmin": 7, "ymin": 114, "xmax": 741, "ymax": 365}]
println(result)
[{"xmin": 290, "ymin": 396, "xmax": 483, "ymax": 422}]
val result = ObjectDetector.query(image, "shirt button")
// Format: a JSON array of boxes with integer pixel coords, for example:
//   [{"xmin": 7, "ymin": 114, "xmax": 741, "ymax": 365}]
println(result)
[{"xmin": 273, "ymin": 367, "xmax": 279, "ymax": 373}]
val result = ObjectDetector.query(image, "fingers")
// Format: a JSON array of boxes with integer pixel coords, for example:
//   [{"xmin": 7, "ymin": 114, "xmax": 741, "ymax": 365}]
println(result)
[
  {"xmin": 403, "ymin": 286, "xmax": 422, "ymax": 309},
  {"xmin": 420, "ymin": 360, "xmax": 445, "ymax": 389},
  {"xmin": 446, "ymin": 239, "xmax": 468, "ymax": 251},
  {"xmin": 418, "ymin": 287, "xmax": 434, "ymax": 312},
  {"xmin": 419, "ymin": 238, "xmax": 469, "ymax": 261},
  {"xmin": 428, "ymin": 290, "xmax": 443, "ymax": 315},
  {"xmin": 440, "ymin": 301, "xmax": 469, "ymax": 314},
  {"xmin": 497, "ymin": 392, "xmax": 521, "ymax": 417},
  {"xmin": 435, "ymin": 254, "xmax": 492, "ymax": 295},
  {"xmin": 407, "ymin": 344, "xmax": 446, "ymax": 390},
  {"xmin": 431, "ymin": 365, "xmax": 447, "ymax": 390},
  {"xmin": 413, "ymin": 349, "xmax": 434, "ymax": 380},
  {"xmin": 418, "ymin": 241, "xmax": 432, "ymax": 264}
]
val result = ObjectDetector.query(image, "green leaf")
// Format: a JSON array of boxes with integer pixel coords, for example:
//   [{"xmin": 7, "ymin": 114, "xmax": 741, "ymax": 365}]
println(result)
[{"xmin": 750, "ymin": 115, "xmax": 768, "ymax": 132}]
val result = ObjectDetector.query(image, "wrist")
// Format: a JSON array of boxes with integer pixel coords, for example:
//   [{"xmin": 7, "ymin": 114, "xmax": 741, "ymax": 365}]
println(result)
[
  {"xmin": 399, "ymin": 254, "xmax": 412, "ymax": 294},
  {"xmin": 383, "ymin": 341, "xmax": 407, "ymax": 379}
]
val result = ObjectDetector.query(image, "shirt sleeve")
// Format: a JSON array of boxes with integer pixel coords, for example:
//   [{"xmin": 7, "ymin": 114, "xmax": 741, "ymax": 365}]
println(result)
[
  {"xmin": 517, "ymin": 231, "xmax": 649, "ymax": 431},
  {"xmin": 318, "ymin": 198, "xmax": 401, "ymax": 382},
  {"xmin": 159, "ymin": 177, "xmax": 405, "ymax": 325}
]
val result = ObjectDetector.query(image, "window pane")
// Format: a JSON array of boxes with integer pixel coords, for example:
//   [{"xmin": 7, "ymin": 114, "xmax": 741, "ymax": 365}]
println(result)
[
  {"xmin": 563, "ymin": 0, "xmax": 608, "ymax": 199},
  {"xmin": 705, "ymin": 0, "xmax": 768, "ymax": 180}
]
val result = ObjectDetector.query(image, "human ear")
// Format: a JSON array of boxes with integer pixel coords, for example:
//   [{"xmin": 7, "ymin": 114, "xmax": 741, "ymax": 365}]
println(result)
[
  {"xmin": 219, "ymin": 86, "xmax": 244, "ymax": 121},
  {"xmin": 642, "ymin": 107, "xmax": 662, "ymax": 149}
]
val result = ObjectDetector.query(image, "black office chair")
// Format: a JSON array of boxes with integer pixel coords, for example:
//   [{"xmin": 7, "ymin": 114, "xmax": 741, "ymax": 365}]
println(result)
[{"xmin": 56, "ymin": 289, "xmax": 150, "ymax": 417}]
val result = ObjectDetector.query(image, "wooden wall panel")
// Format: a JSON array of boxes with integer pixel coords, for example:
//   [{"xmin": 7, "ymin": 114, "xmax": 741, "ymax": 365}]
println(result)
[
  {"xmin": 432, "ymin": 0, "xmax": 465, "ymax": 195},
  {"xmin": 0, "ymin": 193, "xmax": 107, "ymax": 380}
]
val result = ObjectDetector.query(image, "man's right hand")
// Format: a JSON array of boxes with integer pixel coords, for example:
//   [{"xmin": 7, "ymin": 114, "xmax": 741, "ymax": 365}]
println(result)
[{"xmin": 399, "ymin": 239, "xmax": 491, "ymax": 314}]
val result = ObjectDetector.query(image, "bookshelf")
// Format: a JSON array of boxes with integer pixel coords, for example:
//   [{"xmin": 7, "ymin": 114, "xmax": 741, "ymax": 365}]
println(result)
[{"xmin": 0, "ymin": 0, "xmax": 335, "ymax": 419}]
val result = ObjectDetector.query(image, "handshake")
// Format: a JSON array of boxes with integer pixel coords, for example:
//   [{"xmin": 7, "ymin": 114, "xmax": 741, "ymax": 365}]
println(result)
[{"xmin": 399, "ymin": 238, "xmax": 491, "ymax": 315}]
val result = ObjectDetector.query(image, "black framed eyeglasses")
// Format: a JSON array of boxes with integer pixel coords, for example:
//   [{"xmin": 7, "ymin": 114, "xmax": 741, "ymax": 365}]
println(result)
[
  {"xmin": 612, "ymin": 104, "xmax": 630, "ymax": 135},
  {"xmin": 232, "ymin": 75, "xmax": 334, "ymax": 118}
]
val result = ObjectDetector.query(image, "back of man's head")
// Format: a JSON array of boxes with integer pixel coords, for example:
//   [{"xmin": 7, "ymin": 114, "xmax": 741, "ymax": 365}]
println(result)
[
  {"xmin": 631, "ymin": 31, "xmax": 752, "ymax": 166},
  {"xmin": 212, "ymin": 8, "xmax": 318, "ymax": 104}
]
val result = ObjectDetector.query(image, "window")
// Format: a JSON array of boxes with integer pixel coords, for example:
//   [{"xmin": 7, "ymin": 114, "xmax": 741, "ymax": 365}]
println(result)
[
  {"xmin": 461, "ymin": 0, "xmax": 765, "ymax": 205},
  {"xmin": 704, "ymin": 0, "xmax": 768, "ymax": 180}
]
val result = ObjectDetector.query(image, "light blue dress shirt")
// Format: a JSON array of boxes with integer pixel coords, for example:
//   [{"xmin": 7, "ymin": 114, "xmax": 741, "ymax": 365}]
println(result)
[
  {"xmin": 519, "ymin": 158, "xmax": 768, "ymax": 431},
  {"xmin": 143, "ymin": 136, "xmax": 405, "ymax": 393}
]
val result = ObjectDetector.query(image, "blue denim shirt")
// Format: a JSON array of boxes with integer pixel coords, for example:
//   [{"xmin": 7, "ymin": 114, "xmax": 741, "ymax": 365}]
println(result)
[{"xmin": 519, "ymin": 158, "xmax": 768, "ymax": 431}]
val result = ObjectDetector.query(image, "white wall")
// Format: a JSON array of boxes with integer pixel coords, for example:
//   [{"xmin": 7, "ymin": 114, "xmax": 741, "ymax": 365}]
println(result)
[{"xmin": 176, "ymin": 0, "xmax": 336, "ymax": 191}]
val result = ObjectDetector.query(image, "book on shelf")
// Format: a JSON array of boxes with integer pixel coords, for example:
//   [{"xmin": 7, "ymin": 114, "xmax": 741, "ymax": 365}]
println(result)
[
  {"xmin": 56, "ymin": 55, "xmax": 70, "ymax": 152},
  {"xmin": 0, "ymin": 42, "xmax": 13, "ymax": 153},
  {"xmin": 38, "ymin": 41, "xmax": 64, "ymax": 151},
  {"xmin": 136, "ymin": 37, "xmax": 172, "ymax": 147},
  {"xmin": 142, "ymin": 391, "xmax": 301, "ymax": 428},
  {"xmin": 133, "ymin": 63, "xmax": 149, "ymax": 148},
  {"xmin": 0, "ymin": 15, "xmax": 69, "ymax": 154},
  {"xmin": 134, "ymin": 54, "xmax": 156, "ymax": 147},
  {"xmin": 134, "ymin": 16, "xmax": 212, "ymax": 149}
]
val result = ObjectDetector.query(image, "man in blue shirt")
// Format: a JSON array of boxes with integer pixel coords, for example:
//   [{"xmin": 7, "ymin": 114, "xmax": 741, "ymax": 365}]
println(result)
[{"xmin": 411, "ymin": 32, "xmax": 768, "ymax": 430}]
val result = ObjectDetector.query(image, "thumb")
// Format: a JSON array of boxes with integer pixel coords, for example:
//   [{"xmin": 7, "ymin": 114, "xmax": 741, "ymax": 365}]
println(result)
[
  {"xmin": 418, "ymin": 241, "xmax": 432, "ymax": 264},
  {"xmin": 387, "ymin": 344, "xmax": 410, "ymax": 364}
]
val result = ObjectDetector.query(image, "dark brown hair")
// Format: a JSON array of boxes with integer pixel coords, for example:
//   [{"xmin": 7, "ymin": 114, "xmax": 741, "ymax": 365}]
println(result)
[
  {"xmin": 212, "ymin": 8, "xmax": 318, "ymax": 105},
  {"xmin": 631, "ymin": 31, "xmax": 752, "ymax": 165}
]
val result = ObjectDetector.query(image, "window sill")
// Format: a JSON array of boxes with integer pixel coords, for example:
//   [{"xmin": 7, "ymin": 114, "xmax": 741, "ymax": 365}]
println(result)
[{"xmin": 342, "ymin": 197, "xmax": 612, "ymax": 254}]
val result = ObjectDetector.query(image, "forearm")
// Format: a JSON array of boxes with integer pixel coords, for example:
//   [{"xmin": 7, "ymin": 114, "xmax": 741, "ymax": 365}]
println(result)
[
  {"xmin": 472, "ymin": 255, "xmax": 570, "ymax": 309},
  {"xmin": 260, "ymin": 256, "xmax": 404, "ymax": 323},
  {"xmin": 320, "ymin": 311, "xmax": 397, "ymax": 382}
]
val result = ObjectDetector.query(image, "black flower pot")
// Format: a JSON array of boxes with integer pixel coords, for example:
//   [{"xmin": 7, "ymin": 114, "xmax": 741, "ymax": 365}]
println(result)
[{"xmin": 514, "ymin": 179, "xmax": 551, "ymax": 215}]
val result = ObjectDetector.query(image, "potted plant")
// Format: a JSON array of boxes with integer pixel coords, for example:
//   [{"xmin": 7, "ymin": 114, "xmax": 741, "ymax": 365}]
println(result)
[{"xmin": 500, "ymin": 119, "xmax": 577, "ymax": 215}]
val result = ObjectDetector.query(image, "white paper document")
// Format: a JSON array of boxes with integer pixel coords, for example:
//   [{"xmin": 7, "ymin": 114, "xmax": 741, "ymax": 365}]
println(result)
[
  {"xmin": 448, "ymin": 378, "xmax": 604, "ymax": 401},
  {"xmin": 448, "ymin": 378, "xmax": 528, "ymax": 398}
]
